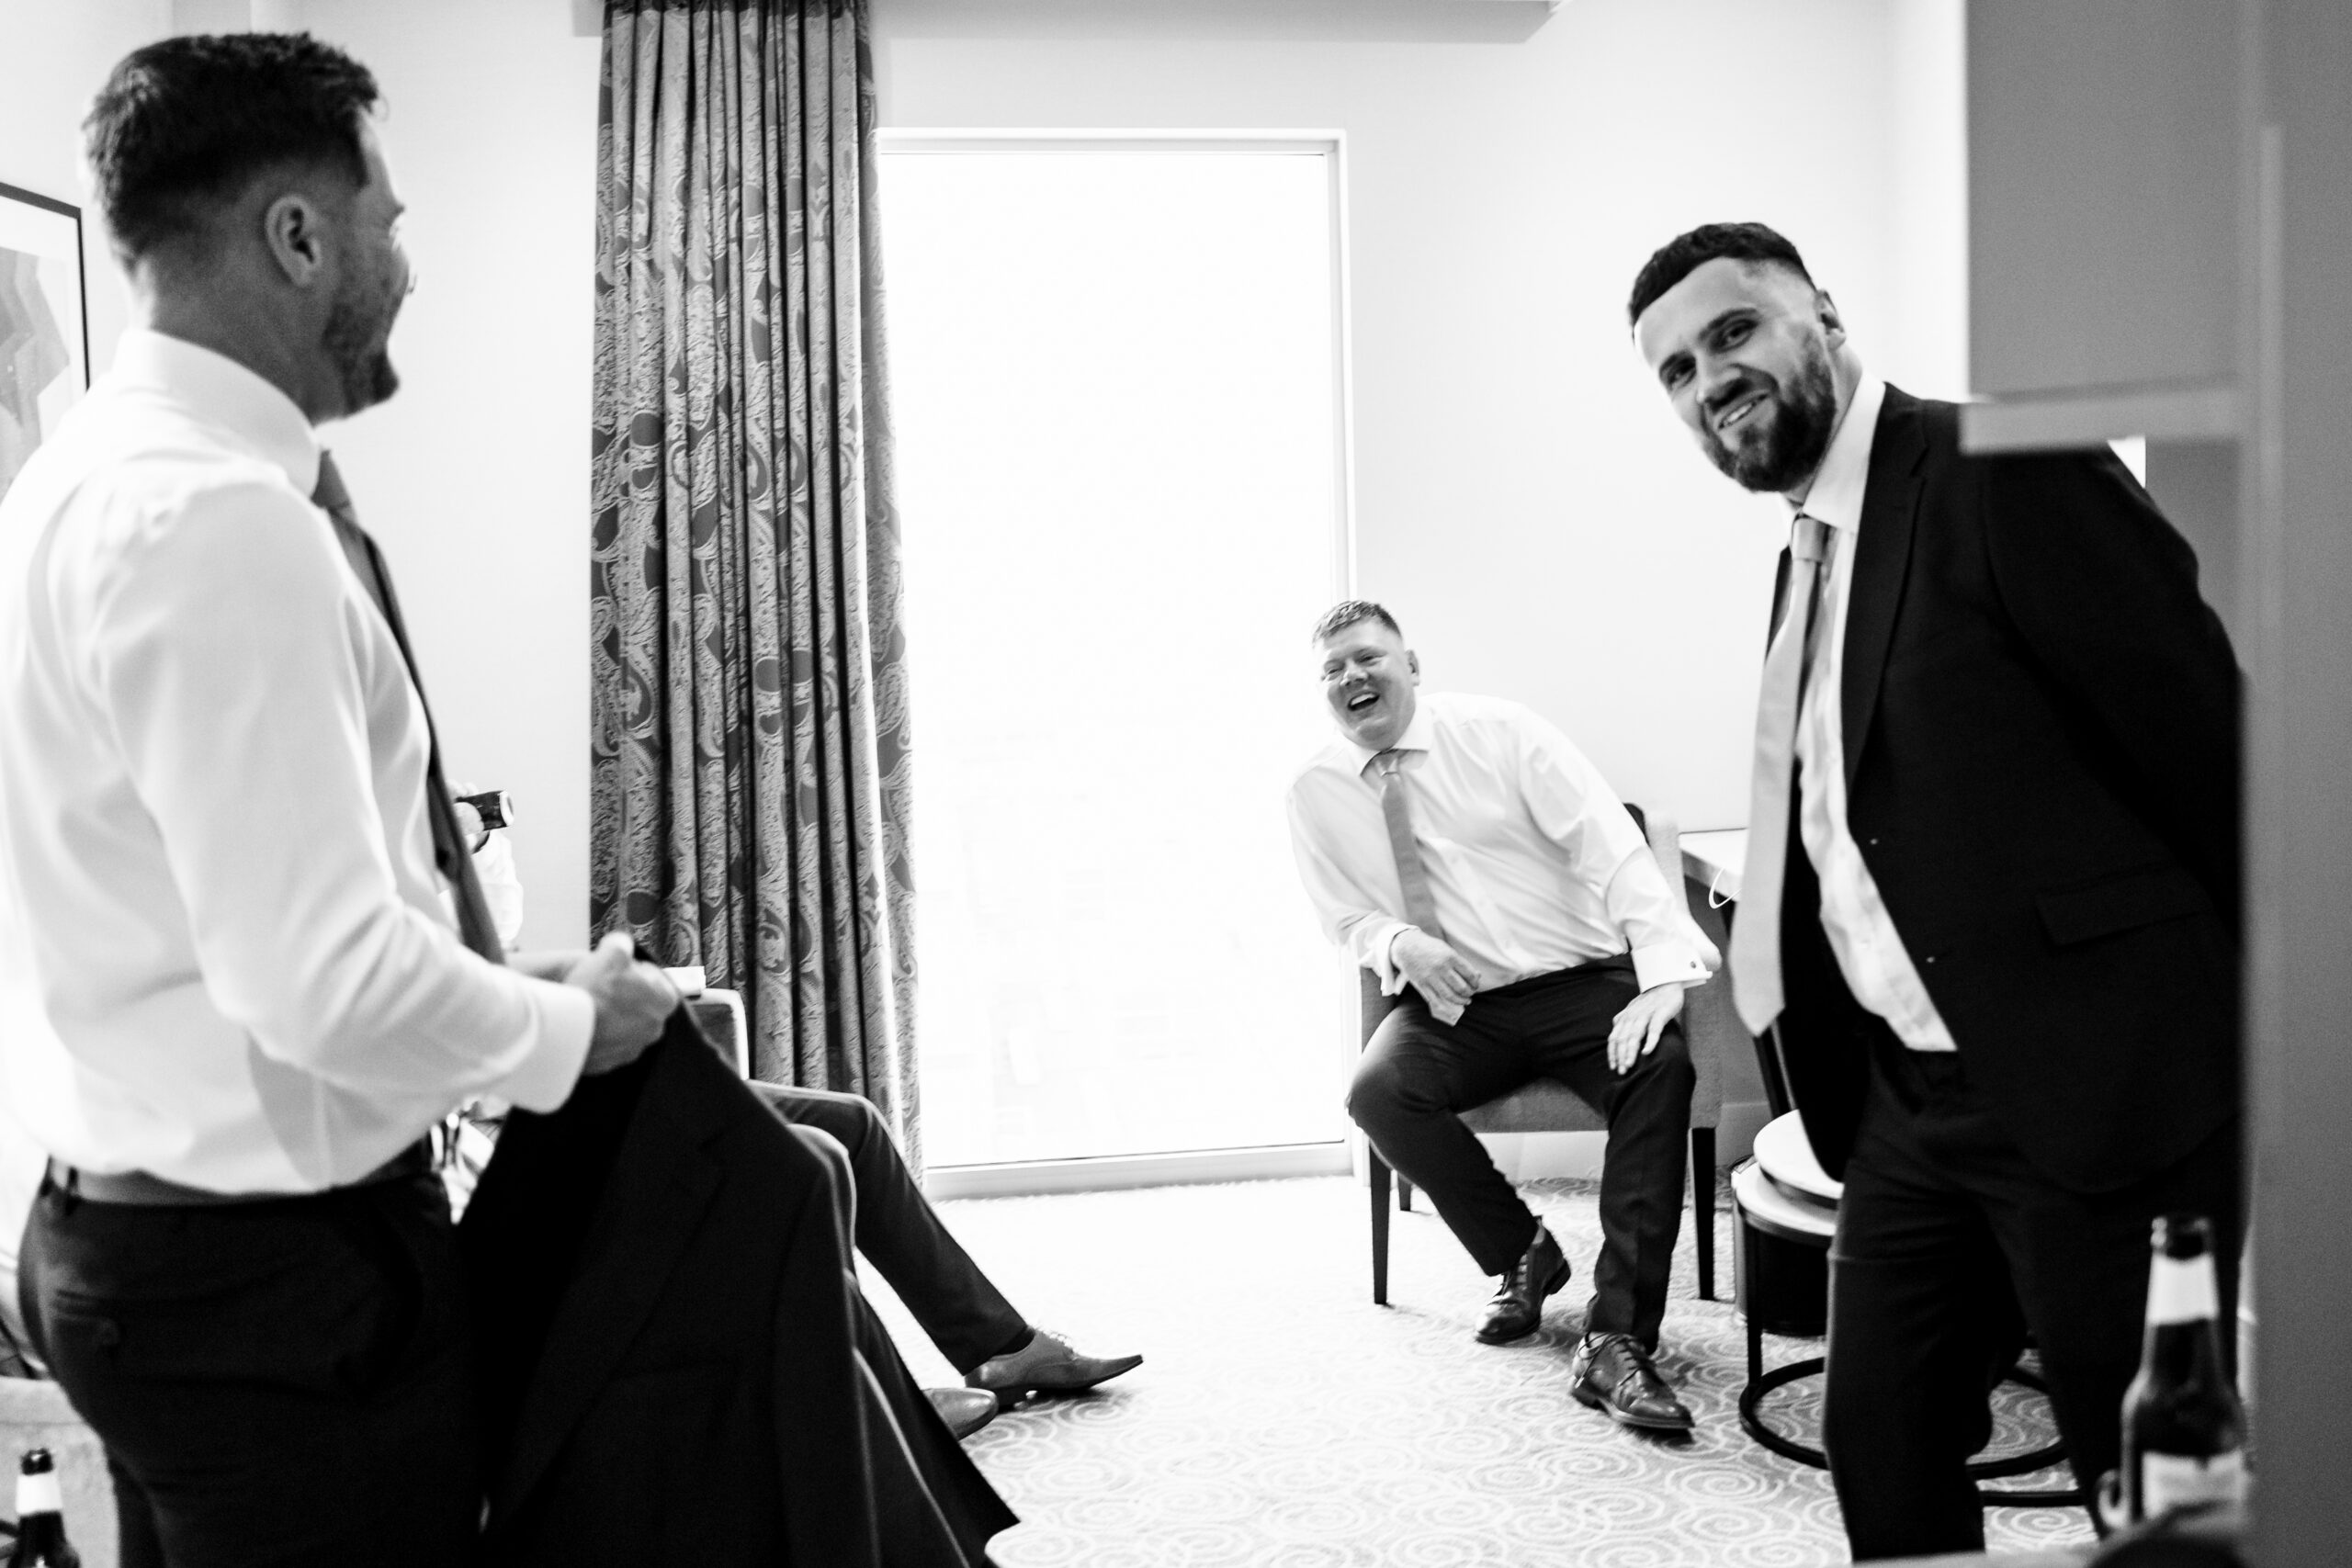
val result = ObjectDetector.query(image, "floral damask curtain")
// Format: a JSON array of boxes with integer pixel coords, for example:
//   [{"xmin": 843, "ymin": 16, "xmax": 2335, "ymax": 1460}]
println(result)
[{"xmin": 589, "ymin": 0, "xmax": 919, "ymax": 1162}]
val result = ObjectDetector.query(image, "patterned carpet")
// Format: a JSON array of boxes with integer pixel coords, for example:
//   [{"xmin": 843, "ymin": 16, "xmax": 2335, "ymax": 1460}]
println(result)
[{"xmin": 863, "ymin": 1174, "xmax": 2095, "ymax": 1567}]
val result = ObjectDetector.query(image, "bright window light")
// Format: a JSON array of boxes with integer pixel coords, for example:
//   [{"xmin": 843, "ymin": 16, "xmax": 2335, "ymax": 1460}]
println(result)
[{"xmin": 879, "ymin": 143, "xmax": 1351, "ymax": 1167}]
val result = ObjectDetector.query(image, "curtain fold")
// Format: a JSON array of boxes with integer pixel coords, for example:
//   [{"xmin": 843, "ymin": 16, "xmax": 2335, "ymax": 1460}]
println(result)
[{"xmin": 590, "ymin": 0, "xmax": 919, "ymax": 1167}]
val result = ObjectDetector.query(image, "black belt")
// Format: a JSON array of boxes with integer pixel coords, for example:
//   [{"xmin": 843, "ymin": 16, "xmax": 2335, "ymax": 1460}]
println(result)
[{"xmin": 48, "ymin": 1139, "xmax": 435, "ymax": 1207}]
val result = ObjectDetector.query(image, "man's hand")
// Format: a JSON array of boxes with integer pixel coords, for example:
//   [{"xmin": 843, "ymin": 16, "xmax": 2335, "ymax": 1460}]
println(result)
[
  {"xmin": 1392, "ymin": 928, "xmax": 1481, "ymax": 1025},
  {"xmin": 565, "ymin": 932, "xmax": 678, "ymax": 1076},
  {"xmin": 1607, "ymin": 981, "xmax": 1690, "ymax": 1075},
  {"xmin": 509, "ymin": 949, "xmax": 586, "ymax": 982}
]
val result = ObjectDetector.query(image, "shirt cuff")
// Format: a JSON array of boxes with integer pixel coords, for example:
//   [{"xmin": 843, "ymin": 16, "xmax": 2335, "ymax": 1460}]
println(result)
[
  {"xmin": 1630, "ymin": 939, "xmax": 1711, "ymax": 995},
  {"xmin": 1366, "ymin": 919, "xmax": 1414, "ymax": 994},
  {"xmin": 487, "ymin": 979, "xmax": 597, "ymax": 1113}
]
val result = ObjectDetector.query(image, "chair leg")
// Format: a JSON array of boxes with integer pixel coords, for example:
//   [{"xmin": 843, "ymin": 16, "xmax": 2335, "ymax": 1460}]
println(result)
[
  {"xmin": 1369, "ymin": 1149, "xmax": 1392, "ymax": 1306},
  {"xmin": 1690, "ymin": 1127, "xmax": 1716, "ymax": 1302},
  {"xmin": 1397, "ymin": 1176, "xmax": 1414, "ymax": 1212}
]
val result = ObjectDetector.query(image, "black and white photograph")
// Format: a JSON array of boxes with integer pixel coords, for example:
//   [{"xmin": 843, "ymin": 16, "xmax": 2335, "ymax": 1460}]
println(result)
[{"xmin": 0, "ymin": 3, "xmax": 2346, "ymax": 1566}]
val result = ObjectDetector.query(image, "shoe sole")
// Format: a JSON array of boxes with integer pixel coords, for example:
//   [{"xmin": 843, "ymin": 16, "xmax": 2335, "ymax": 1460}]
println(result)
[
  {"xmin": 1570, "ymin": 1376, "xmax": 1694, "ymax": 1433},
  {"xmin": 1473, "ymin": 1258, "xmax": 1572, "ymax": 1345}
]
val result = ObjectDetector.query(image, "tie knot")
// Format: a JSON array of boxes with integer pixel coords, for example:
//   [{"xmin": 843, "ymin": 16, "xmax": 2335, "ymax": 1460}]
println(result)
[
  {"xmin": 1791, "ymin": 513, "xmax": 1832, "ymax": 565},
  {"xmin": 1372, "ymin": 749, "xmax": 1408, "ymax": 778},
  {"xmin": 311, "ymin": 450, "xmax": 350, "ymax": 513}
]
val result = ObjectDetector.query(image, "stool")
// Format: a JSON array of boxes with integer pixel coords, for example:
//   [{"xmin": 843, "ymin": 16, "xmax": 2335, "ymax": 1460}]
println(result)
[{"xmin": 1730, "ymin": 1116, "xmax": 2075, "ymax": 1506}]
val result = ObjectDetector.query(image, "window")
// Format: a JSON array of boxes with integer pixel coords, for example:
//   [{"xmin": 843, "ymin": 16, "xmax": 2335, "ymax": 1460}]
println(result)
[{"xmin": 878, "ymin": 140, "xmax": 1352, "ymax": 1168}]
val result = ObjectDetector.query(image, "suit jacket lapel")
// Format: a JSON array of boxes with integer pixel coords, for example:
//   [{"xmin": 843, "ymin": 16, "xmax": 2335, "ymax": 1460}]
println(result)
[
  {"xmin": 492, "ymin": 1037, "xmax": 727, "ymax": 1517},
  {"xmin": 1840, "ymin": 388, "xmax": 1928, "ymax": 789}
]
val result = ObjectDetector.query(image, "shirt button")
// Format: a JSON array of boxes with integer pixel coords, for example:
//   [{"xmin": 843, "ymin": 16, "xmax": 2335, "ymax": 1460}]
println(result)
[
  {"xmin": 1924, "ymin": 954, "xmax": 1937, "ymax": 964},
  {"xmin": 1866, "ymin": 837, "xmax": 1880, "ymax": 848}
]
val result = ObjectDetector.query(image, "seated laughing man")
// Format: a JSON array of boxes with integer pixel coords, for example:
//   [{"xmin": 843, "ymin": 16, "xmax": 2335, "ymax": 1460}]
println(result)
[{"xmin": 1285, "ymin": 601, "xmax": 1714, "ymax": 1432}]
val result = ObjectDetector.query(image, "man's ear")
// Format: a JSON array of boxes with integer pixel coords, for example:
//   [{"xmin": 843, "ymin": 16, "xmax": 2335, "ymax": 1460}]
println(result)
[
  {"xmin": 1815, "ymin": 288, "xmax": 1847, "ymax": 347},
  {"xmin": 261, "ymin": 193, "xmax": 331, "ymax": 288},
  {"xmin": 1406, "ymin": 649, "xmax": 1421, "ymax": 682}
]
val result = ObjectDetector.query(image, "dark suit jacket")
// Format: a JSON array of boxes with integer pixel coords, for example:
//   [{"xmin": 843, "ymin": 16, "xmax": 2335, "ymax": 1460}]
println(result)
[
  {"xmin": 459, "ymin": 1019, "xmax": 1015, "ymax": 1565},
  {"xmin": 1773, "ymin": 386, "xmax": 2242, "ymax": 1194}
]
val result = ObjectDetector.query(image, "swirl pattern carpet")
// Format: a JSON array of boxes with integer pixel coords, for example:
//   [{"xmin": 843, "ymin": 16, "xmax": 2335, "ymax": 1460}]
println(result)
[{"xmin": 864, "ymin": 1174, "xmax": 2094, "ymax": 1566}]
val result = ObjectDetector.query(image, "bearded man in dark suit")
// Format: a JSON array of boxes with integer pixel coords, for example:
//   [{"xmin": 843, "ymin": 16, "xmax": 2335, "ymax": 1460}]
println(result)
[{"xmin": 1630, "ymin": 223, "xmax": 2242, "ymax": 1559}]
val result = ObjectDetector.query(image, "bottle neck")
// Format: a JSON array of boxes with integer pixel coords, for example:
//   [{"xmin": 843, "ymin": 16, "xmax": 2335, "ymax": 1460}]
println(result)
[
  {"xmin": 14, "ymin": 1469, "xmax": 61, "ymax": 1520},
  {"xmin": 2148, "ymin": 1252, "xmax": 2220, "ymax": 1325},
  {"xmin": 2141, "ymin": 1252, "xmax": 2231, "ymax": 1384}
]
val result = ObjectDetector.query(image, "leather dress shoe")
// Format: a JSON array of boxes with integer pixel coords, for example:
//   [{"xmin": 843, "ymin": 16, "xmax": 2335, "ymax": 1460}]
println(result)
[
  {"xmin": 1569, "ymin": 1331, "xmax": 1693, "ymax": 1433},
  {"xmin": 1476, "ymin": 1224, "xmax": 1570, "ymax": 1345},
  {"xmin": 966, "ymin": 1327, "xmax": 1143, "ymax": 1407},
  {"xmin": 926, "ymin": 1385, "xmax": 1001, "ymax": 1440}
]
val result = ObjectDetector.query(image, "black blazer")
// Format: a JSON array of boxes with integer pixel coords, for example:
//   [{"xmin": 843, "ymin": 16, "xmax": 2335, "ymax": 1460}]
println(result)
[
  {"xmin": 460, "ymin": 1020, "xmax": 1015, "ymax": 1565},
  {"xmin": 1772, "ymin": 387, "xmax": 2242, "ymax": 1194}
]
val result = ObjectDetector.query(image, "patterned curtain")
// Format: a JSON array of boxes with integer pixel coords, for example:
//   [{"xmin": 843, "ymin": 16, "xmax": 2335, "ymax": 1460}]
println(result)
[{"xmin": 589, "ymin": 0, "xmax": 919, "ymax": 1164}]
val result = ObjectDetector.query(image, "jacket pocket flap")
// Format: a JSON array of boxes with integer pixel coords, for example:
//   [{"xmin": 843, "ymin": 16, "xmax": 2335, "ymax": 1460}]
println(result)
[{"xmin": 2036, "ymin": 864, "xmax": 2210, "ymax": 948}]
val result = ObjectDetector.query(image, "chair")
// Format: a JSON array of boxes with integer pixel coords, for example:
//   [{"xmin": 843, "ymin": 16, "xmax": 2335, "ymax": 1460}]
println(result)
[
  {"xmin": 1730, "ymin": 1021, "xmax": 2072, "ymax": 1503},
  {"xmin": 1362, "ymin": 808, "xmax": 1733, "ymax": 1307}
]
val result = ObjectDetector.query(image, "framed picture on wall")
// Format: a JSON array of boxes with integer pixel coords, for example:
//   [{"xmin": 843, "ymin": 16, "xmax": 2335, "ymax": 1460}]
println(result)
[{"xmin": 0, "ymin": 179, "xmax": 92, "ymax": 502}]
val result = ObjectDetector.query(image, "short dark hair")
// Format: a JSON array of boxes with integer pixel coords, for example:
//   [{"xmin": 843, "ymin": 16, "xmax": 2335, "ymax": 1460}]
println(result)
[
  {"xmin": 84, "ymin": 32, "xmax": 379, "ymax": 265},
  {"xmin": 1311, "ymin": 600, "xmax": 1401, "ymax": 645},
  {"xmin": 1626, "ymin": 222, "xmax": 1814, "ymax": 327}
]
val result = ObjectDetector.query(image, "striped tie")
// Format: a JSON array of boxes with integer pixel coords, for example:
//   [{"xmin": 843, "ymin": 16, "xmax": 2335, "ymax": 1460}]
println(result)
[{"xmin": 1729, "ymin": 514, "xmax": 1834, "ymax": 1033}]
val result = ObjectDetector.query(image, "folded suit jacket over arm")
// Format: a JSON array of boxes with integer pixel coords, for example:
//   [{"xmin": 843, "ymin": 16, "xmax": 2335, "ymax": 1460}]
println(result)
[{"xmin": 459, "ymin": 1016, "xmax": 1015, "ymax": 1565}]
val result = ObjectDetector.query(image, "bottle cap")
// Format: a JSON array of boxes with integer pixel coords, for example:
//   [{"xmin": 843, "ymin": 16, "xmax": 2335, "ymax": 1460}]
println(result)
[
  {"xmin": 2154, "ymin": 1213, "xmax": 2213, "ymax": 1260},
  {"xmin": 18, "ymin": 1448, "xmax": 52, "ymax": 1475}
]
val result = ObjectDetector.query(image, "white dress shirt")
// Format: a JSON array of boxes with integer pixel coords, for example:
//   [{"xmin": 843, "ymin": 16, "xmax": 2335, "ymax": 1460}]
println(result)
[
  {"xmin": 1286, "ymin": 692, "xmax": 1715, "ymax": 999},
  {"xmin": 1792, "ymin": 375, "xmax": 1958, "ymax": 1050},
  {"xmin": 0, "ymin": 330, "xmax": 593, "ymax": 1192}
]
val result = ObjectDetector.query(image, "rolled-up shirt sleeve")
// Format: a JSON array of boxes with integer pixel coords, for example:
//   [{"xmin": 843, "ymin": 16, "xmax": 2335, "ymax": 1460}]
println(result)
[
  {"xmin": 90, "ymin": 480, "xmax": 591, "ymax": 1113},
  {"xmin": 1514, "ymin": 712, "xmax": 1714, "ymax": 994}
]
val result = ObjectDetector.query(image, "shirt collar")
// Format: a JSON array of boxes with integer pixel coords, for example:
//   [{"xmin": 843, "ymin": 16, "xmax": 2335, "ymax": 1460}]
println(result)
[
  {"xmin": 1346, "ymin": 697, "xmax": 1436, "ymax": 776},
  {"xmin": 112, "ymin": 329, "xmax": 322, "ymax": 496},
  {"xmin": 1786, "ymin": 374, "xmax": 1885, "ymax": 538}
]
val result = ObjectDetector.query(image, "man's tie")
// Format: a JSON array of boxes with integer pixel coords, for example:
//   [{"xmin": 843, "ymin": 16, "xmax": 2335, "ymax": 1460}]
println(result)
[
  {"xmin": 311, "ymin": 452, "xmax": 505, "ymax": 964},
  {"xmin": 1728, "ymin": 514, "xmax": 1834, "ymax": 1034},
  {"xmin": 1372, "ymin": 750, "xmax": 1444, "ymax": 940}
]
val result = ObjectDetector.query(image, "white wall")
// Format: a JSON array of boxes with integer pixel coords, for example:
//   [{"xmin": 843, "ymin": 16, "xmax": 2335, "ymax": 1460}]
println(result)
[
  {"xmin": 0, "ymin": 0, "xmax": 170, "ymax": 378},
  {"xmin": 284, "ymin": 0, "xmax": 606, "ymax": 951},
  {"xmin": 8, "ymin": 0, "xmax": 1966, "ymax": 950},
  {"xmin": 874, "ymin": 0, "xmax": 1969, "ymax": 832}
]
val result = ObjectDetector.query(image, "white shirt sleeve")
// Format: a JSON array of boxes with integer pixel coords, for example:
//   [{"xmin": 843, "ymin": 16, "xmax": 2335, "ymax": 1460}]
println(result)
[
  {"xmin": 1285, "ymin": 779, "xmax": 1415, "ymax": 992},
  {"xmin": 89, "ymin": 480, "xmax": 592, "ymax": 1111},
  {"xmin": 1511, "ymin": 711, "xmax": 1715, "ymax": 994}
]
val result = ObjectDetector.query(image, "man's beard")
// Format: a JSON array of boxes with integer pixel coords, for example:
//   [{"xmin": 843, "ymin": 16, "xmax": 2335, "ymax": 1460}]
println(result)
[
  {"xmin": 1702, "ymin": 342, "xmax": 1837, "ymax": 493},
  {"xmin": 322, "ymin": 272, "xmax": 401, "ymax": 416}
]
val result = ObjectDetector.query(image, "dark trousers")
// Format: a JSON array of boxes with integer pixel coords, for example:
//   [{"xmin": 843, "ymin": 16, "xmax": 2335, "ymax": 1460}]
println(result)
[
  {"xmin": 752, "ymin": 1082, "xmax": 1029, "ymax": 1374},
  {"xmin": 1823, "ymin": 1032, "xmax": 2242, "ymax": 1561},
  {"xmin": 19, "ymin": 1172, "xmax": 480, "ymax": 1568},
  {"xmin": 1345, "ymin": 956, "xmax": 1695, "ymax": 1350}
]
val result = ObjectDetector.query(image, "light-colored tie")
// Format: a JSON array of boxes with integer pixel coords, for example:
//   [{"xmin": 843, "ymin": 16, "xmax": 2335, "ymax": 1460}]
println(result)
[
  {"xmin": 1729, "ymin": 514, "xmax": 1834, "ymax": 1033},
  {"xmin": 1372, "ymin": 750, "xmax": 1444, "ymax": 939}
]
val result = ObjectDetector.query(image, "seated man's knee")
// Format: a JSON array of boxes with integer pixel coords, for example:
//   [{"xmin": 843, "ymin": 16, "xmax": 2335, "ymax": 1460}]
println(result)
[
  {"xmin": 1634, "ymin": 1024, "xmax": 1694, "ymax": 1091},
  {"xmin": 1346, "ymin": 1051, "xmax": 1440, "ymax": 1135},
  {"xmin": 783, "ymin": 1085, "xmax": 888, "ymax": 1156}
]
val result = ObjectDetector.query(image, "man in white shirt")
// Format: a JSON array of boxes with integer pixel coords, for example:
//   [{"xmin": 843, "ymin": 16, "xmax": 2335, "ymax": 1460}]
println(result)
[
  {"xmin": 1631, "ymin": 224, "xmax": 2241, "ymax": 1556},
  {"xmin": 1287, "ymin": 602, "xmax": 1714, "ymax": 1432},
  {"xmin": 0, "ymin": 35, "xmax": 675, "ymax": 1565}
]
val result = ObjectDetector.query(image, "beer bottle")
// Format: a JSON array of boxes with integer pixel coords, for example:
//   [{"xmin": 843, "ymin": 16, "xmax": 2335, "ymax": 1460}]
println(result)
[
  {"xmin": 6, "ymin": 1448, "xmax": 79, "ymax": 1568},
  {"xmin": 2120, "ymin": 1213, "xmax": 2247, "ymax": 1523}
]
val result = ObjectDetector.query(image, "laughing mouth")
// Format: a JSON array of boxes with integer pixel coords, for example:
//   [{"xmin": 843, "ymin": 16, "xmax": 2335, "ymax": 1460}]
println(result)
[
  {"xmin": 1347, "ymin": 690, "xmax": 1380, "ymax": 713},
  {"xmin": 1716, "ymin": 392, "xmax": 1768, "ymax": 434}
]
